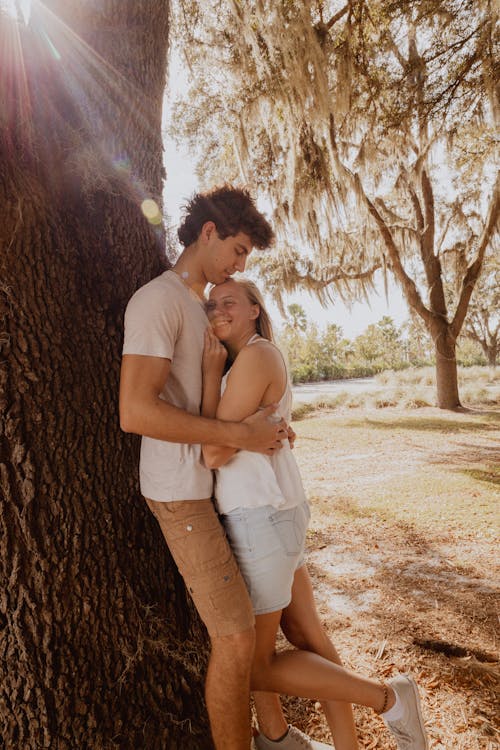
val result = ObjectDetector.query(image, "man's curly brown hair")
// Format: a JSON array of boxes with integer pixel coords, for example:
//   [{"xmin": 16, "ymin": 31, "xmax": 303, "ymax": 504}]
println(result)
[{"xmin": 178, "ymin": 185, "xmax": 275, "ymax": 250}]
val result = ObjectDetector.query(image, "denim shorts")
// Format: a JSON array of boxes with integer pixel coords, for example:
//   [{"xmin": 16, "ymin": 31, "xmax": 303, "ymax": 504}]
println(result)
[{"xmin": 221, "ymin": 501, "xmax": 310, "ymax": 615}]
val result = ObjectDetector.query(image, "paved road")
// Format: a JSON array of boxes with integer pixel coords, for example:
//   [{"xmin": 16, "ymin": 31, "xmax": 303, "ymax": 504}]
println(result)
[{"xmin": 292, "ymin": 377, "xmax": 380, "ymax": 403}]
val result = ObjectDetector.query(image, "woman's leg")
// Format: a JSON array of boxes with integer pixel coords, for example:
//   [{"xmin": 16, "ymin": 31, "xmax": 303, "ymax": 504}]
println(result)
[
  {"xmin": 281, "ymin": 565, "xmax": 360, "ymax": 750},
  {"xmin": 251, "ymin": 566, "xmax": 353, "ymax": 743},
  {"xmin": 250, "ymin": 567, "xmax": 395, "ymax": 742},
  {"xmin": 252, "ymin": 692, "xmax": 288, "ymax": 741},
  {"xmin": 221, "ymin": 506, "xmax": 303, "ymax": 744},
  {"xmin": 252, "ymin": 611, "xmax": 290, "ymax": 740}
]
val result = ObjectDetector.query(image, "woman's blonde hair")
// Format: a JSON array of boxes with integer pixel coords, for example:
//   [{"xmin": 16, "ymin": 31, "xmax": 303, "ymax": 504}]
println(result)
[{"xmin": 231, "ymin": 278, "xmax": 275, "ymax": 342}]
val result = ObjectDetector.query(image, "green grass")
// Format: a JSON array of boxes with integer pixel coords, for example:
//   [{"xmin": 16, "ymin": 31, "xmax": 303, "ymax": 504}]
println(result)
[
  {"xmin": 293, "ymin": 410, "xmax": 500, "ymax": 540},
  {"xmin": 357, "ymin": 474, "xmax": 498, "ymax": 536}
]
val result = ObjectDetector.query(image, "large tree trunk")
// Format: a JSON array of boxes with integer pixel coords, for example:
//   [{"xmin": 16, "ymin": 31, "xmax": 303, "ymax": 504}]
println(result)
[
  {"xmin": 487, "ymin": 347, "xmax": 498, "ymax": 368},
  {"xmin": 0, "ymin": 3, "xmax": 212, "ymax": 748},
  {"xmin": 431, "ymin": 322, "xmax": 461, "ymax": 410},
  {"xmin": 481, "ymin": 341, "xmax": 498, "ymax": 368}
]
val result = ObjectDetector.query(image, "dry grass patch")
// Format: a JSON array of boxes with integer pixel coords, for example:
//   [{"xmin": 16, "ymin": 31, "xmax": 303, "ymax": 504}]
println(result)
[
  {"xmin": 292, "ymin": 367, "xmax": 500, "ymax": 418},
  {"xmin": 279, "ymin": 407, "xmax": 499, "ymax": 749}
]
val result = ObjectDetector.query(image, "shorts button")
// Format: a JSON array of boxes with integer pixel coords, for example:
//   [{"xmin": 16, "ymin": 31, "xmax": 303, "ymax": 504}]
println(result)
[{"xmin": 186, "ymin": 524, "xmax": 193, "ymax": 531}]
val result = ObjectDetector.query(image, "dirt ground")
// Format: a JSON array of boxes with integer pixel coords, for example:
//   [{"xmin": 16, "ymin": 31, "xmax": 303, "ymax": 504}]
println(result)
[{"xmin": 276, "ymin": 406, "xmax": 499, "ymax": 750}]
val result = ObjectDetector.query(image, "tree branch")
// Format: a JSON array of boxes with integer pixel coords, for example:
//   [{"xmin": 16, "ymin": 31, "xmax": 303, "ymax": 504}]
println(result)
[
  {"xmin": 325, "ymin": 4, "xmax": 349, "ymax": 30},
  {"xmin": 451, "ymin": 172, "xmax": 500, "ymax": 337},
  {"xmin": 424, "ymin": 22, "xmax": 485, "ymax": 66},
  {"xmin": 373, "ymin": 197, "xmax": 408, "ymax": 225},
  {"xmin": 360, "ymin": 177, "xmax": 432, "ymax": 325},
  {"xmin": 420, "ymin": 168, "xmax": 448, "ymax": 318},
  {"xmin": 296, "ymin": 262, "xmax": 382, "ymax": 289},
  {"xmin": 326, "ymin": 112, "xmax": 431, "ymax": 324},
  {"xmin": 405, "ymin": 179, "xmax": 425, "ymax": 234},
  {"xmin": 436, "ymin": 214, "xmax": 454, "ymax": 256},
  {"xmin": 314, "ymin": 4, "xmax": 349, "ymax": 45},
  {"xmin": 382, "ymin": 28, "xmax": 408, "ymax": 72}
]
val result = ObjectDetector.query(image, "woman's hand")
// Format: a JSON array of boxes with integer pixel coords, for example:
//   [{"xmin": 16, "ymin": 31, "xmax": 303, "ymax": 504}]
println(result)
[{"xmin": 202, "ymin": 326, "xmax": 228, "ymax": 378}]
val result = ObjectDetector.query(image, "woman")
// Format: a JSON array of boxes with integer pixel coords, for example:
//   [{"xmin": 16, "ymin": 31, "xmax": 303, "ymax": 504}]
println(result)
[{"xmin": 201, "ymin": 277, "xmax": 428, "ymax": 750}]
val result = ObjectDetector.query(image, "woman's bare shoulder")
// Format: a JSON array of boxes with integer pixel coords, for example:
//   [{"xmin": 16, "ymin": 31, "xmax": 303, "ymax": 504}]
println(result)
[{"xmin": 238, "ymin": 339, "xmax": 283, "ymax": 368}]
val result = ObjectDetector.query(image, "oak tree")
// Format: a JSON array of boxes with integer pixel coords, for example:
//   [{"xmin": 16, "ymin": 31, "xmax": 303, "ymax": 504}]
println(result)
[
  {"xmin": 1, "ymin": 2, "xmax": 211, "ymax": 747},
  {"xmin": 172, "ymin": 0, "xmax": 499, "ymax": 408}
]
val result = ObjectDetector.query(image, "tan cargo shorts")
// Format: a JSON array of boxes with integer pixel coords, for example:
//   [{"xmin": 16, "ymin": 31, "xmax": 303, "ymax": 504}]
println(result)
[{"xmin": 145, "ymin": 497, "xmax": 255, "ymax": 638}]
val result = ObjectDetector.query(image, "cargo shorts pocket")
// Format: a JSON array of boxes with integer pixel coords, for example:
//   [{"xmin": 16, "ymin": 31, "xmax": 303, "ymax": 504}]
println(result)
[
  {"xmin": 269, "ymin": 502, "xmax": 310, "ymax": 557},
  {"xmin": 162, "ymin": 512, "xmax": 232, "ymax": 577},
  {"xmin": 190, "ymin": 559, "xmax": 255, "ymax": 638}
]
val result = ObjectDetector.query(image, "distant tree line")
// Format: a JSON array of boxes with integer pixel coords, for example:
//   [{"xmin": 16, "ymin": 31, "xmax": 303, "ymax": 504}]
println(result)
[{"xmin": 278, "ymin": 306, "xmax": 488, "ymax": 384}]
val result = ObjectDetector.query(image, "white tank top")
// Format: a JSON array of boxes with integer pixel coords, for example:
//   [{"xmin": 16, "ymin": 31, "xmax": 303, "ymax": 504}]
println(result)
[{"xmin": 214, "ymin": 335, "xmax": 308, "ymax": 514}]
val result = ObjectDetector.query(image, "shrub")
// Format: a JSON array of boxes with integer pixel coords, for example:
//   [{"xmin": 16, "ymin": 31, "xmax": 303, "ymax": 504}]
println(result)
[
  {"xmin": 403, "ymin": 396, "xmax": 433, "ymax": 409},
  {"xmin": 374, "ymin": 396, "xmax": 399, "ymax": 408},
  {"xmin": 291, "ymin": 402, "xmax": 316, "ymax": 421}
]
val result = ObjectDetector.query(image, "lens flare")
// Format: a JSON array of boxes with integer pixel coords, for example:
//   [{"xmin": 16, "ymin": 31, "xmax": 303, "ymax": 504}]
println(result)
[
  {"xmin": 2, "ymin": 0, "xmax": 166, "ymax": 245},
  {"xmin": 141, "ymin": 199, "xmax": 162, "ymax": 225},
  {"xmin": 0, "ymin": 0, "xmax": 31, "ymax": 23}
]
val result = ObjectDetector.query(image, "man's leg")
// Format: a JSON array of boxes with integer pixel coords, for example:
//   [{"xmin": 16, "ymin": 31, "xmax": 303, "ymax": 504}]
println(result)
[
  {"xmin": 146, "ymin": 498, "xmax": 256, "ymax": 750},
  {"xmin": 206, "ymin": 628, "xmax": 255, "ymax": 750}
]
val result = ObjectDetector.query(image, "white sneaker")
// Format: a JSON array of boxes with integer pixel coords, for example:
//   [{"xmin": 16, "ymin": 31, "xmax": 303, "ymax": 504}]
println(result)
[
  {"xmin": 254, "ymin": 725, "xmax": 333, "ymax": 749},
  {"xmin": 384, "ymin": 674, "xmax": 429, "ymax": 749}
]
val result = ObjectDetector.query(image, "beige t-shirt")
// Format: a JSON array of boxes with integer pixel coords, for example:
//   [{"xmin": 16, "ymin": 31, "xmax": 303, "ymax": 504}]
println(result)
[{"xmin": 122, "ymin": 270, "xmax": 213, "ymax": 501}]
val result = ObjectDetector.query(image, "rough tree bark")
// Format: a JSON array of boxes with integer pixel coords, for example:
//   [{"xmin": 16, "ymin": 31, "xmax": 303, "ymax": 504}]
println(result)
[{"xmin": 0, "ymin": 2, "xmax": 212, "ymax": 748}]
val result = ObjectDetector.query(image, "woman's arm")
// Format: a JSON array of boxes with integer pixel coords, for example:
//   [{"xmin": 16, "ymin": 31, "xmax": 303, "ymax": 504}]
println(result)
[
  {"xmin": 201, "ymin": 327, "xmax": 240, "ymax": 468},
  {"xmin": 201, "ymin": 327, "xmax": 227, "ymax": 420},
  {"xmin": 202, "ymin": 341, "xmax": 286, "ymax": 469}
]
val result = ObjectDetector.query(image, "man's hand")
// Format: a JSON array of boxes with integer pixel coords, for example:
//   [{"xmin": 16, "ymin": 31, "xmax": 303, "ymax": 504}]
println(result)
[
  {"xmin": 287, "ymin": 424, "xmax": 296, "ymax": 449},
  {"xmin": 242, "ymin": 404, "xmax": 288, "ymax": 455}
]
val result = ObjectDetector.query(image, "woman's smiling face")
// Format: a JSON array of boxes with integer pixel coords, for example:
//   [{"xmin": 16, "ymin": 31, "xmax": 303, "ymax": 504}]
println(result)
[{"xmin": 206, "ymin": 280, "xmax": 259, "ymax": 344}]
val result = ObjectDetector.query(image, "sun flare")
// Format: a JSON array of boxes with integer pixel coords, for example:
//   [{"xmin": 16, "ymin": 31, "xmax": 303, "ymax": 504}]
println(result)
[
  {"xmin": 2, "ymin": 0, "xmax": 165, "ymax": 224},
  {"xmin": 0, "ymin": 0, "xmax": 31, "ymax": 23}
]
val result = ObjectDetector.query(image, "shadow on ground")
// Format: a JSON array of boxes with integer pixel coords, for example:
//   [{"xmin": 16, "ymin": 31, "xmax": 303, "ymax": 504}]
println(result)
[
  {"xmin": 302, "ymin": 504, "xmax": 499, "ymax": 747},
  {"xmin": 363, "ymin": 415, "xmax": 499, "ymax": 434}
]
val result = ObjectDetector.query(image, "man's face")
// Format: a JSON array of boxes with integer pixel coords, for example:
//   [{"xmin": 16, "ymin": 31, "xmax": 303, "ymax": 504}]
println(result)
[{"xmin": 204, "ymin": 230, "xmax": 253, "ymax": 285}]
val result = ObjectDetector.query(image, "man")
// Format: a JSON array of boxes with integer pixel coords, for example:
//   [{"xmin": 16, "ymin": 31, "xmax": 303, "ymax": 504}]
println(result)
[{"xmin": 120, "ymin": 186, "xmax": 331, "ymax": 750}]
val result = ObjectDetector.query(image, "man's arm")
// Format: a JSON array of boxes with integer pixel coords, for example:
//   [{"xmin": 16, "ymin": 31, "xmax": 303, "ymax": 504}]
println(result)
[{"xmin": 119, "ymin": 353, "xmax": 285, "ymax": 452}]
